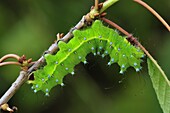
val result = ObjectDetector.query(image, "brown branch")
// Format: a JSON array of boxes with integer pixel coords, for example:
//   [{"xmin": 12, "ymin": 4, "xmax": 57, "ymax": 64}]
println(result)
[
  {"xmin": 95, "ymin": 0, "xmax": 99, "ymax": 10},
  {"xmin": 0, "ymin": 62, "xmax": 21, "ymax": 67},
  {"xmin": 134, "ymin": 0, "xmax": 170, "ymax": 32},
  {"xmin": 0, "ymin": 54, "xmax": 20, "ymax": 63},
  {"xmin": 101, "ymin": 17, "xmax": 131, "ymax": 36}
]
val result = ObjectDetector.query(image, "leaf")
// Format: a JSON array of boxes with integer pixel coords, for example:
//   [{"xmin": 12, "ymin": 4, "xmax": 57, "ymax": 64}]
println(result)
[{"xmin": 147, "ymin": 58, "xmax": 170, "ymax": 113}]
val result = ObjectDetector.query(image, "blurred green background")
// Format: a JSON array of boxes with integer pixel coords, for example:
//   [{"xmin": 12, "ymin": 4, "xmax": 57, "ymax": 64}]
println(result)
[{"xmin": 0, "ymin": 0, "xmax": 169, "ymax": 113}]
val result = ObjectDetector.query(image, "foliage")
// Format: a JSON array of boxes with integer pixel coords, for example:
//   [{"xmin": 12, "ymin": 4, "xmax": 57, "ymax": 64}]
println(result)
[{"xmin": 147, "ymin": 58, "xmax": 170, "ymax": 113}]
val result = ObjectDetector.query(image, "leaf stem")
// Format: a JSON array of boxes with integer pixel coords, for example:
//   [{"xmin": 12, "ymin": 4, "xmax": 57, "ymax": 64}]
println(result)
[
  {"xmin": 134, "ymin": 0, "xmax": 170, "ymax": 32},
  {"xmin": 138, "ymin": 43, "xmax": 170, "ymax": 86},
  {"xmin": 101, "ymin": 17, "xmax": 131, "ymax": 36},
  {"xmin": 95, "ymin": 0, "xmax": 99, "ymax": 10},
  {"xmin": 99, "ymin": 0, "xmax": 119, "ymax": 13}
]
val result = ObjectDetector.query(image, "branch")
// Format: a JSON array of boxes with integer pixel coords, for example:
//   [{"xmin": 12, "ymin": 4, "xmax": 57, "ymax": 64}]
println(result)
[
  {"xmin": 0, "ymin": 0, "xmax": 118, "ymax": 107},
  {"xmin": 0, "ymin": 71, "xmax": 27, "ymax": 105},
  {"xmin": 0, "ymin": 62, "xmax": 21, "ymax": 67},
  {"xmin": 101, "ymin": 17, "xmax": 130, "ymax": 36},
  {"xmin": 134, "ymin": 0, "xmax": 170, "ymax": 32},
  {"xmin": 0, "ymin": 54, "xmax": 20, "ymax": 63}
]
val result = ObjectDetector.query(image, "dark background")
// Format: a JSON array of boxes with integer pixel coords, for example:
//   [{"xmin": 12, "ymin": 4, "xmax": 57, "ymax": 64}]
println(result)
[{"xmin": 0, "ymin": 0, "xmax": 169, "ymax": 113}]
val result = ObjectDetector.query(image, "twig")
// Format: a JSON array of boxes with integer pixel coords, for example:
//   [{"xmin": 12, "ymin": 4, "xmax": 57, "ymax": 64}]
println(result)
[
  {"xmin": 0, "ymin": 54, "xmax": 20, "ymax": 63},
  {"xmin": 0, "ymin": 62, "xmax": 21, "ymax": 67},
  {"xmin": 134, "ymin": 0, "xmax": 170, "ymax": 32},
  {"xmin": 102, "ymin": 17, "xmax": 170, "ymax": 86},
  {"xmin": 95, "ymin": 0, "xmax": 99, "ymax": 10},
  {"xmin": 101, "ymin": 17, "xmax": 131, "ymax": 36}
]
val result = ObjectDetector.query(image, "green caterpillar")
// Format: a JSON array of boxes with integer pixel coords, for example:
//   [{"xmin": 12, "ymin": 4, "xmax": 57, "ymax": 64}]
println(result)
[{"xmin": 31, "ymin": 20, "xmax": 144, "ymax": 96}]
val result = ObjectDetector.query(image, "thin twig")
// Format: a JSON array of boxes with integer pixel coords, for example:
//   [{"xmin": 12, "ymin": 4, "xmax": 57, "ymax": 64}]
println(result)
[
  {"xmin": 0, "ymin": 62, "xmax": 21, "ymax": 67},
  {"xmin": 0, "ymin": 71, "xmax": 27, "ymax": 105},
  {"xmin": 134, "ymin": 0, "xmax": 170, "ymax": 32},
  {"xmin": 95, "ymin": 0, "xmax": 99, "ymax": 10},
  {"xmin": 0, "ymin": 54, "xmax": 20, "ymax": 63},
  {"xmin": 101, "ymin": 17, "xmax": 131, "ymax": 36},
  {"xmin": 137, "ymin": 43, "xmax": 170, "ymax": 86}
]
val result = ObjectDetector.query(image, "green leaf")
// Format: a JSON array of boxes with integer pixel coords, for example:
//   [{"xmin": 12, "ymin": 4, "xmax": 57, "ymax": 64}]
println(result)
[{"xmin": 147, "ymin": 58, "xmax": 170, "ymax": 113}]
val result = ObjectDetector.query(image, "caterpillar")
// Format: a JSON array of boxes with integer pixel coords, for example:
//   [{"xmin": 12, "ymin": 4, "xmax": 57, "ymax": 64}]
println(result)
[{"xmin": 30, "ymin": 20, "xmax": 144, "ymax": 96}]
